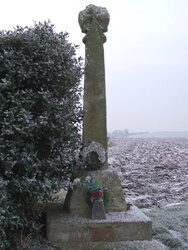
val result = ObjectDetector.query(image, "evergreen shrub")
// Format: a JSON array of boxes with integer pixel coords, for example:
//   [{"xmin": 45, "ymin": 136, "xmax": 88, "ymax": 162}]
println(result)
[{"xmin": 0, "ymin": 21, "xmax": 83, "ymax": 248}]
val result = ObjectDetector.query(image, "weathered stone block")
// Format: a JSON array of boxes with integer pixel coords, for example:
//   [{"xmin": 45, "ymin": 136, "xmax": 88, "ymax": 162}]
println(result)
[
  {"xmin": 91, "ymin": 170, "xmax": 126, "ymax": 213},
  {"xmin": 64, "ymin": 170, "xmax": 126, "ymax": 217},
  {"xmin": 92, "ymin": 199, "xmax": 106, "ymax": 220},
  {"xmin": 64, "ymin": 185, "xmax": 91, "ymax": 217},
  {"xmin": 90, "ymin": 226, "xmax": 114, "ymax": 241},
  {"xmin": 47, "ymin": 206, "xmax": 152, "ymax": 248}
]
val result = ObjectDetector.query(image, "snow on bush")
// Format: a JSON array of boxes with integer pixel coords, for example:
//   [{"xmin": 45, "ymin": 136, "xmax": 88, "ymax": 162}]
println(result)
[{"xmin": 0, "ymin": 21, "xmax": 83, "ymax": 248}]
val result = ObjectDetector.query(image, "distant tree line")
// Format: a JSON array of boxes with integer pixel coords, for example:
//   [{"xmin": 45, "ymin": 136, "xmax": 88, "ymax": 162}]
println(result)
[
  {"xmin": 108, "ymin": 129, "xmax": 149, "ymax": 138},
  {"xmin": 108, "ymin": 129, "xmax": 129, "ymax": 138}
]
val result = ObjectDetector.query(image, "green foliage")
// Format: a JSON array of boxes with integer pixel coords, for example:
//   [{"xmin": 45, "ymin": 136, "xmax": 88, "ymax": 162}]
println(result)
[
  {"xmin": 90, "ymin": 180, "xmax": 103, "ymax": 193},
  {"xmin": 0, "ymin": 21, "xmax": 83, "ymax": 248}
]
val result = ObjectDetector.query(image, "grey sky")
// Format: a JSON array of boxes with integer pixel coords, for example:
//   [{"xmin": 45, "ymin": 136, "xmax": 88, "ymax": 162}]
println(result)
[{"xmin": 0, "ymin": 0, "xmax": 187, "ymax": 132}]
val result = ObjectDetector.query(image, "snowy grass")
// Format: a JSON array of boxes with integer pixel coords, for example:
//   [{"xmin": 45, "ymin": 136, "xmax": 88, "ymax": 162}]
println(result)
[{"xmin": 145, "ymin": 204, "xmax": 188, "ymax": 249}]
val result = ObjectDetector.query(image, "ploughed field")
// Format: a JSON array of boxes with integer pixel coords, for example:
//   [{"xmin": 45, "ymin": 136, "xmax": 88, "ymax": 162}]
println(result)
[{"xmin": 108, "ymin": 137, "xmax": 188, "ymax": 209}]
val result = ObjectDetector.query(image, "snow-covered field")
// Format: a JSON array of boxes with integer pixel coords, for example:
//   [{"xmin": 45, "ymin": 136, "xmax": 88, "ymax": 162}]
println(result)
[
  {"xmin": 109, "ymin": 137, "xmax": 188, "ymax": 249},
  {"xmin": 108, "ymin": 137, "xmax": 188, "ymax": 209}
]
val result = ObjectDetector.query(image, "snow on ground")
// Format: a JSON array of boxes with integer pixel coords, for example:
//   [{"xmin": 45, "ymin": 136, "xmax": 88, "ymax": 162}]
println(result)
[{"xmin": 108, "ymin": 137, "xmax": 188, "ymax": 209}]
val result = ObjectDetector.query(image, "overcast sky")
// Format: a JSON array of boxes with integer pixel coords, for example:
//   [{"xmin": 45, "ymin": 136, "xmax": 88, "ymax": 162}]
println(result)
[{"xmin": 0, "ymin": 0, "xmax": 188, "ymax": 132}]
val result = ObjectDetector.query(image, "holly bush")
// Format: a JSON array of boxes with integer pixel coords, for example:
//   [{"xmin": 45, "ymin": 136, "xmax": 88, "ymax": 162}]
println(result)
[{"xmin": 0, "ymin": 21, "xmax": 83, "ymax": 248}]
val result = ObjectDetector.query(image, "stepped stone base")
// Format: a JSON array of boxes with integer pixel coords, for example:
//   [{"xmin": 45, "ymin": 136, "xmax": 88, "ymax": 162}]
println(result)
[
  {"xmin": 47, "ymin": 205, "xmax": 152, "ymax": 249},
  {"xmin": 52, "ymin": 240, "xmax": 167, "ymax": 250}
]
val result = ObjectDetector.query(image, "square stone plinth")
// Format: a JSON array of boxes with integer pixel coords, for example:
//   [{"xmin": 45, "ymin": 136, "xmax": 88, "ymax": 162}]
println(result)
[{"xmin": 47, "ymin": 205, "xmax": 152, "ymax": 249}]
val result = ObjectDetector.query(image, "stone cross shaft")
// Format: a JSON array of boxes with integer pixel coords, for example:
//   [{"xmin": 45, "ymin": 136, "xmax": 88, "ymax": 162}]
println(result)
[{"xmin": 79, "ymin": 5, "xmax": 110, "ymax": 152}]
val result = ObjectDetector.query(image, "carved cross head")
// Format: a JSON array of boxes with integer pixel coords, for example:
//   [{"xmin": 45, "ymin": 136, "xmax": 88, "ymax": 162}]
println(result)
[{"xmin": 79, "ymin": 4, "xmax": 110, "ymax": 34}]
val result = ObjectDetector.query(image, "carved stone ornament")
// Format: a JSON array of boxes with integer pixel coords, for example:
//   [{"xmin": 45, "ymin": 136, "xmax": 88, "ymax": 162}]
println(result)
[
  {"xmin": 80, "ymin": 141, "xmax": 106, "ymax": 171},
  {"xmin": 78, "ymin": 4, "xmax": 110, "ymax": 34}
]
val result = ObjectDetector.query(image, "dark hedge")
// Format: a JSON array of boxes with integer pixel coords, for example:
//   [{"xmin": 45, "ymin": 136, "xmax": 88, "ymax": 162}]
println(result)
[{"xmin": 0, "ymin": 21, "xmax": 83, "ymax": 248}]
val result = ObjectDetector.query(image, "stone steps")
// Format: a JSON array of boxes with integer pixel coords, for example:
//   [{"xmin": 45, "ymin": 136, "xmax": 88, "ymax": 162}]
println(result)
[
  {"xmin": 55, "ymin": 240, "xmax": 168, "ymax": 250},
  {"xmin": 47, "ymin": 205, "xmax": 152, "ymax": 249}
]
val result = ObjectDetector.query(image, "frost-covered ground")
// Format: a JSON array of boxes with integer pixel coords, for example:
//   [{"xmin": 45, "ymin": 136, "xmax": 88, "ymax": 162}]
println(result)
[
  {"xmin": 109, "ymin": 137, "xmax": 188, "ymax": 249},
  {"xmin": 108, "ymin": 137, "xmax": 188, "ymax": 209},
  {"xmin": 20, "ymin": 138, "xmax": 188, "ymax": 249}
]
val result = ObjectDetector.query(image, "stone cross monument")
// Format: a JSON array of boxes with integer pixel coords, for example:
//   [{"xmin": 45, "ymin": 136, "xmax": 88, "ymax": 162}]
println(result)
[
  {"xmin": 63, "ymin": 4, "xmax": 127, "ymax": 217},
  {"xmin": 47, "ymin": 5, "xmax": 152, "ymax": 248},
  {"xmin": 79, "ymin": 4, "xmax": 109, "ymax": 154}
]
